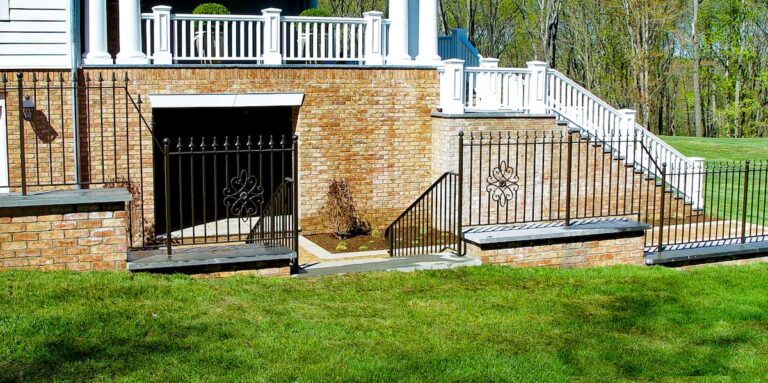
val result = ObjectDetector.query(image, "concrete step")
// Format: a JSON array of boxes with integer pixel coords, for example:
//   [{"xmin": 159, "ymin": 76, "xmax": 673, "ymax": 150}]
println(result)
[{"xmin": 297, "ymin": 253, "xmax": 480, "ymax": 277}]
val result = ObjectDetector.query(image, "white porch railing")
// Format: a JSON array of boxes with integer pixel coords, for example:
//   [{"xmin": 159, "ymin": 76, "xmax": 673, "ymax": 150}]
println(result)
[
  {"xmin": 439, "ymin": 60, "xmax": 705, "ymax": 209},
  {"xmin": 140, "ymin": 7, "xmax": 387, "ymax": 65}
]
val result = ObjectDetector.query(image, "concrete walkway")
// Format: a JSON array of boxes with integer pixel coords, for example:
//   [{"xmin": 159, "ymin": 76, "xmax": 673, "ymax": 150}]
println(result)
[{"xmin": 297, "ymin": 253, "xmax": 481, "ymax": 277}]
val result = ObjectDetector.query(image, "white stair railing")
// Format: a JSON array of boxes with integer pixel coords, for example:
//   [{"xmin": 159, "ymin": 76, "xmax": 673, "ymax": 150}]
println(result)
[{"xmin": 439, "ymin": 60, "xmax": 705, "ymax": 209}]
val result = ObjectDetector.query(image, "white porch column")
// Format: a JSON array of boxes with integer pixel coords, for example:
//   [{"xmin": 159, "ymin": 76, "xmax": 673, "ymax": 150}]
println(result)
[
  {"xmin": 477, "ymin": 57, "xmax": 500, "ymax": 110},
  {"xmin": 416, "ymin": 0, "xmax": 440, "ymax": 63},
  {"xmin": 363, "ymin": 11, "xmax": 384, "ymax": 65},
  {"xmin": 387, "ymin": 0, "xmax": 411, "ymax": 64},
  {"xmin": 83, "ymin": 0, "xmax": 113, "ymax": 65},
  {"xmin": 440, "ymin": 59, "xmax": 465, "ymax": 114},
  {"xmin": 116, "ymin": 0, "xmax": 149, "ymax": 64},
  {"xmin": 526, "ymin": 61, "xmax": 548, "ymax": 114},
  {"xmin": 152, "ymin": 6, "xmax": 173, "ymax": 65},
  {"xmin": 262, "ymin": 8, "xmax": 283, "ymax": 65}
]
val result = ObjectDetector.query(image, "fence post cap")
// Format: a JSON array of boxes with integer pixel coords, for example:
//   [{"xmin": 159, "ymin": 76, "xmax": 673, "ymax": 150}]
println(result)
[
  {"xmin": 363, "ymin": 10, "xmax": 383, "ymax": 17},
  {"xmin": 526, "ymin": 60, "xmax": 548, "ymax": 68},
  {"xmin": 261, "ymin": 8, "xmax": 282, "ymax": 14},
  {"xmin": 152, "ymin": 5, "xmax": 172, "ymax": 12}
]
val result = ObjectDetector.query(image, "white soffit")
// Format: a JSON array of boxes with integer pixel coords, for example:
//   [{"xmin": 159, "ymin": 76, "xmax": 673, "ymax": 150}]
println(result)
[{"xmin": 148, "ymin": 93, "xmax": 305, "ymax": 108}]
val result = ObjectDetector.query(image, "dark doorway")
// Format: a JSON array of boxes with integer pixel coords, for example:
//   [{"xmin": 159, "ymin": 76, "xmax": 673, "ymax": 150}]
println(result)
[{"xmin": 152, "ymin": 106, "xmax": 293, "ymax": 238}]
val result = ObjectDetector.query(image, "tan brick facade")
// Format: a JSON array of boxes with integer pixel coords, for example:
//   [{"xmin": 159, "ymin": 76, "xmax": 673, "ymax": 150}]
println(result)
[
  {"xmin": 0, "ymin": 203, "xmax": 128, "ymax": 270},
  {"xmin": 2, "ymin": 67, "xmax": 441, "ymax": 235},
  {"xmin": 468, "ymin": 236, "xmax": 645, "ymax": 268}
]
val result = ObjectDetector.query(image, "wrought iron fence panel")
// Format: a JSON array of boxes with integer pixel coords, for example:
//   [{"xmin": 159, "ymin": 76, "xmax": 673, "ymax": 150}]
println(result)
[
  {"xmin": 1, "ymin": 71, "xmax": 158, "ymax": 250},
  {"xmin": 160, "ymin": 134, "xmax": 298, "ymax": 254}
]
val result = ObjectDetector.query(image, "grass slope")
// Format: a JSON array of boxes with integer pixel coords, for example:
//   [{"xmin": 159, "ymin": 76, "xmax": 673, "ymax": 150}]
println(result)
[
  {"xmin": 662, "ymin": 136, "xmax": 768, "ymax": 226},
  {"xmin": 3, "ymin": 266, "xmax": 768, "ymax": 382},
  {"xmin": 660, "ymin": 136, "xmax": 768, "ymax": 162}
]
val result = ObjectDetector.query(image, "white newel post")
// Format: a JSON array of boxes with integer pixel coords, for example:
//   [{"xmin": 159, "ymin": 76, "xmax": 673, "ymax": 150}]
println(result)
[
  {"xmin": 416, "ymin": 0, "xmax": 440, "ymax": 63},
  {"xmin": 478, "ymin": 57, "xmax": 500, "ymax": 110},
  {"xmin": 387, "ymin": 0, "xmax": 411, "ymax": 64},
  {"xmin": 440, "ymin": 59, "xmax": 465, "ymax": 114},
  {"xmin": 526, "ymin": 61, "xmax": 548, "ymax": 114},
  {"xmin": 83, "ymin": 0, "xmax": 113, "ymax": 65},
  {"xmin": 363, "ymin": 11, "xmax": 384, "ymax": 65},
  {"xmin": 116, "ymin": 0, "xmax": 149, "ymax": 64},
  {"xmin": 152, "ymin": 6, "xmax": 173, "ymax": 64},
  {"xmin": 619, "ymin": 109, "xmax": 637, "ymax": 163},
  {"xmin": 689, "ymin": 157, "xmax": 705, "ymax": 210},
  {"xmin": 262, "ymin": 8, "xmax": 282, "ymax": 65}
]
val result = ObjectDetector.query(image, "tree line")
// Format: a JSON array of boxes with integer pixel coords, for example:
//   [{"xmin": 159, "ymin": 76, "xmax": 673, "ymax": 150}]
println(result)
[{"xmin": 319, "ymin": 0, "xmax": 768, "ymax": 137}]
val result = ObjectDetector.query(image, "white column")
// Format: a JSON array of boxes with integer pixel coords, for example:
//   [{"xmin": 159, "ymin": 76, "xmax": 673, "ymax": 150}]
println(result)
[
  {"xmin": 152, "ymin": 6, "xmax": 173, "ymax": 64},
  {"xmin": 262, "ymin": 8, "xmax": 282, "ymax": 65},
  {"xmin": 477, "ymin": 57, "xmax": 500, "ymax": 110},
  {"xmin": 416, "ymin": 0, "xmax": 440, "ymax": 63},
  {"xmin": 83, "ymin": 0, "xmax": 113, "ymax": 65},
  {"xmin": 116, "ymin": 0, "xmax": 149, "ymax": 64},
  {"xmin": 363, "ymin": 11, "xmax": 384, "ymax": 65},
  {"xmin": 387, "ymin": 0, "xmax": 411, "ymax": 64},
  {"xmin": 526, "ymin": 61, "xmax": 548, "ymax": 114},
  {"xmin": 440, "ymin": 59, "xmax": 465, "ymax": 114}
]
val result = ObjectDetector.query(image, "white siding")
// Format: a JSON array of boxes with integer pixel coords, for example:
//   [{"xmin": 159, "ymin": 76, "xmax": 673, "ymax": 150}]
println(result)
[{"xmin": 0, "ymin": 0, "xmax": 72, "ymax": 69}]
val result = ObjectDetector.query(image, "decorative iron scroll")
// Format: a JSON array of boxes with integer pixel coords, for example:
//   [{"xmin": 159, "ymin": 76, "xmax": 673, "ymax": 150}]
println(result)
[
  {"xmin": 486, "ymin": 160, "xmax": 519, "ymax": 207},
  {"xmin": 223, "ymin": 170, "xmax": 265, "ymax": 221}
]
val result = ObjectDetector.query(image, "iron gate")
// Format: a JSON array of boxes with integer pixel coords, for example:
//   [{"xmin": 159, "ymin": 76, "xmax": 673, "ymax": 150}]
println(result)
[{"xmin": 159, "ymin": 134, "xmax": 299, "ymax": 256}]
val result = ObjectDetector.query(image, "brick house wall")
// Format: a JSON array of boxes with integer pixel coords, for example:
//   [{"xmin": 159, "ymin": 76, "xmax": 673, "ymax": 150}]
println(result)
[{"xmin": 2, "ymin": 67, "xmax": 441, "ymax": 237}]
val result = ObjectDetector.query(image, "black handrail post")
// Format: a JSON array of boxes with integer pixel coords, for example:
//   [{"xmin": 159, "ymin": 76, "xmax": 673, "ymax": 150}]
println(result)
[
  {"xmin": 292, "ymin": 135, "xmax": 300, "ymax": 274},
  {"xmin": 16, "ymin": 73, "xmax": 27, "ymax": 196},
  {"xmin": 162, "ymin": 138, "xmax": 173, "ymax": 258},
  {"xmin": 741, "ymin": 160, "xmax": 750, "ymax": 244},
  {"xmin": 457, "ymin": 130, "xmax": 464, "ymax": 255},
  {"xmin": 658, "ymin": 163, "xmax": 667, "ymax": 253},
  {"xmin": 564, "ymin": 130, "xmax": 573, "ymax": 226}
]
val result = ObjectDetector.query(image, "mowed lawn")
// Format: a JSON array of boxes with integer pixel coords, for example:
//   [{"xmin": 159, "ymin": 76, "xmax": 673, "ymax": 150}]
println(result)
[
  {"xmin": 663, "ymin": 136, "xmax": 768, "ymax": 225},
  {"xmin": 3, "ymin": 266, "xmax": 768, "ymax": 381}
]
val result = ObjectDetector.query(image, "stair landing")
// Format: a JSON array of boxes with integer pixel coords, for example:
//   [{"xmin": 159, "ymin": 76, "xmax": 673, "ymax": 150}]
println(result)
[{"xmin": 127, "ymin": 244, "xmax": 296, "ymax": 273}]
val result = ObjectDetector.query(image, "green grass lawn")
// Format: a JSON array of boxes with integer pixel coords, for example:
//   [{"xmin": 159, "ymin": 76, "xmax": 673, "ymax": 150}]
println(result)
[
  {"xmin": 660, "ymin": 136, "xmax": 768, "ymax": 162},
  {"xmin": 662, "ymin": 136, "xmax": 768, "ymax": 227},
  {"xmin": 3, "ymin": 266, "xmax": 768, "ymax": 381}
]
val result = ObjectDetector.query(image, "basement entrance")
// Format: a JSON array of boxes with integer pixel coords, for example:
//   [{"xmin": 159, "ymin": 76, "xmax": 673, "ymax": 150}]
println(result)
[{"xmin": 150, "ymin": 91, "xmax": 301, "ymax": 255}]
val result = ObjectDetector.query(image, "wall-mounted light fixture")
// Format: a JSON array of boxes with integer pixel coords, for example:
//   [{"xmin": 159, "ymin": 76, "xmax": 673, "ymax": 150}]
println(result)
[{"xmin": 22, "ymin": 96, "xmax": 35, "ymax": 121}]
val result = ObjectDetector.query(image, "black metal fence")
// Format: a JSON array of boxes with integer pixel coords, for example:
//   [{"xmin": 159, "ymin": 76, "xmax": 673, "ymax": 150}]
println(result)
[
  {"xmin": 464, "ymin": 129, "xmax": 645, "ymax": 227},
  {"xmin": 385, "ymin": 171, "xmax": 462, "ymax": 257},
  {"xmin": 386, "ymin": 128, "xmax": 768, "ymax": 257},
  {"xmin": 1, "ymin": 72, "xmax": 158, "ymax": 249},
  {"xmin": 648, "ymin": 160, "xmax": 768, "ymax": 251},
  {"xmin": 159, "ymin": 135, "xmax": 299, "ymax": 256}
]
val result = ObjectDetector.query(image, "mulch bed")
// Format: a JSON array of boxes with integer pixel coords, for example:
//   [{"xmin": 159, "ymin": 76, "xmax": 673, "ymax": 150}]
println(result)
[{"xmin": 304, "ymin": 233, "xmax": 389, "ymax": 254}]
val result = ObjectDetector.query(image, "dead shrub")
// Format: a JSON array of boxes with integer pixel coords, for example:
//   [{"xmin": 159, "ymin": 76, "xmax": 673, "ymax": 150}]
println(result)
[{"xmin": 320, "ymin": 179, "xmax": 370, "ymax": 239}]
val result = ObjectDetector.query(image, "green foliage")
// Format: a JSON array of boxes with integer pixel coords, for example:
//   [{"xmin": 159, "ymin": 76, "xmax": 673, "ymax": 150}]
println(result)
[
  {"xmin": 3, "ymin": 266, "xmax": 768, "ymax": 380},
  {"xmin": 192, "ymin": 3, "xmax": 230, "ymax": 15},
  {"xmin": 299, "ymin": 8, "xmax": 331, "ymax": 17}
]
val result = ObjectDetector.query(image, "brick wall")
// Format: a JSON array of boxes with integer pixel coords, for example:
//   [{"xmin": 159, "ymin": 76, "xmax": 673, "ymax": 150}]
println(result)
[
  {"xmin": 2, "ymin": 67, "xmax": 440, "ymax": 236},
  {"xmin": 0, "ymin": 203, "xmax": 128, "ymax": 270},
  {"xmin": 467, "ymin": 236, "xmax": 645, "ymax": 268}
]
